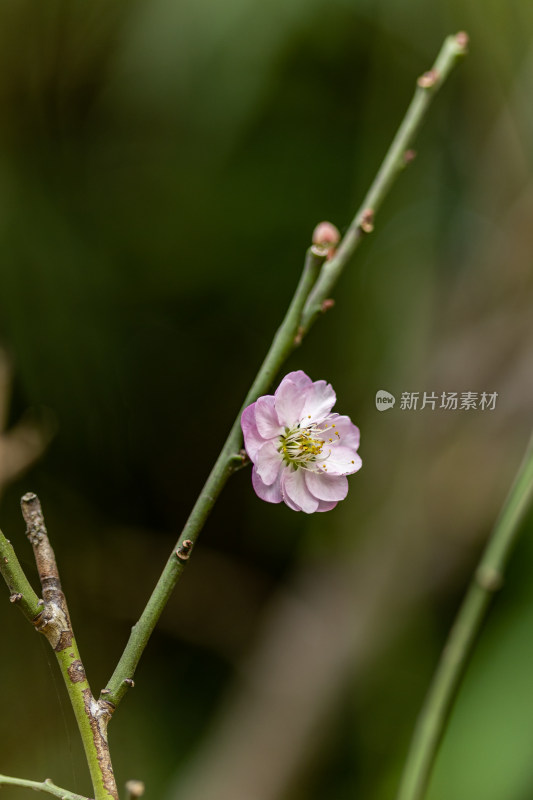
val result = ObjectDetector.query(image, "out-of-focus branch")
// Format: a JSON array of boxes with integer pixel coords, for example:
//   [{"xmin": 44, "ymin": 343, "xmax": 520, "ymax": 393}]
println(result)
[
  {"xmin": 396, "ymin": 431, "xmax": 533, "ymax": 800},
  {"xmin": 0, "ymin": 347, "xmax": 12, "ymax": 432},
  {"xmin": 0, "ymin": 348, "xmax": 53, "ymax": 498}
]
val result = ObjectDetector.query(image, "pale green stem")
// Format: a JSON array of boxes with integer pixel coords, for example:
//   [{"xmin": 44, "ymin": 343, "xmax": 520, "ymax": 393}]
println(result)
[
  {"xmin": 101, "ymin": 33, "xmax": 468, "ymax": 713},
  {"xmin": 101, "ymin": 246, "xmax": 326, "ymax": 709},
  {"xmin": 0, "ymin": 774, "xmax": 89, "ymax": 800},
  {"xmin": 396, "ymin": 432, "xmax": 533, "ymax": 800},
  {"xmin": 301, "ymin": 32, "xmax": 468, "ymax": 330}
]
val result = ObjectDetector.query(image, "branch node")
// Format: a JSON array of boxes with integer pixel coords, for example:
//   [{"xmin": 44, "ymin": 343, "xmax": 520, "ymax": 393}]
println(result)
[
  {"xmin": 293, "ymin": 326, "xmax": 305, "ymax": 346},
  {"xmin": 309, "ymin": 243, "xmax": 329, "ymax": 258},
  {"xmin": 176, "ymin": 539, "xmax": 194, "ymax": 562},
  {"xmin": 476, "ymin": 565, "xmax": 503, "ymax": 592},
  {"xmin": 403, "ymin": 149, "xmax": 417, "ymax": 164},
  {"xmin": 98, "ymin": 698, "xmax": 116, "ymax": 719},
  {"xmin": 123, "ymin": 678, "xmax": 135, "ymax": 688},
  {"xmin": 360, "ymin": 208, "xmax": 375, "ymax": 233},
  {"xmin": 417, "ymin": 69, "xmax": 440, "ymax": 89},
  {"xmin": 320, "ymin": 299, "xmax": 335, "ymax": 314},
  {"xmin": 67, "ymin": 660, "xmax": 86, "ymax": 684},
  {"xmin": 9, "ymin": 592, "xmax": 22, "ymax": 603},
  {"xmin": 229, "ymin": 449, "xmax": 249, "ymax": 470}
]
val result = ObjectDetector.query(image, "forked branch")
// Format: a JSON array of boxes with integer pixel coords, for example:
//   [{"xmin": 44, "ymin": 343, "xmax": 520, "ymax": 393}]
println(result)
[{"xmin": 1, "ymin": 495, "xmax": 118, "ymax": 800}]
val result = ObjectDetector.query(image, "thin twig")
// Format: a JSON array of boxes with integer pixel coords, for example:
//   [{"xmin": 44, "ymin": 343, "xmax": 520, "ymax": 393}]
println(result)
[
  {"xmin": 0, "ymin": 774, "xmax": 90, "ymax": 800},
  {"xmin": 300, "ymin": 31, "xmax": 469, "ymax": 331},
  {"xmin": 395, "ymin": 432, "xmax": 533, "ymax": 800},
  {"xmin": 100, "ymin": 34, "xmax": 468, "ymax": 713},
  {"xmin": 101, "ymin": 246, "xmax": 326, "ymax": 709}
]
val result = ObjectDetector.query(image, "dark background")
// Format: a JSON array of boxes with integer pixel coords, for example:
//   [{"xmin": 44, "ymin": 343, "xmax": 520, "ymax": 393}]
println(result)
[{"xmin": 1, "ymin": 1, "xmax": 533, "ymax": 799}]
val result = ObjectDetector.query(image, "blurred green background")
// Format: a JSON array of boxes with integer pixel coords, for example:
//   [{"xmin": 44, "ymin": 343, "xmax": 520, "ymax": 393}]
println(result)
[{"xmin": 1, "ymin": 1, "xmax": 533, "ymax": 799}]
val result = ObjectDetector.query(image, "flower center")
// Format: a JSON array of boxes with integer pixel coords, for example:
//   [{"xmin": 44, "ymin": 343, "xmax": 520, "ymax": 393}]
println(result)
[{"xmin": 278, "ymin": 419, "xmax": 337, "ymax": 471}]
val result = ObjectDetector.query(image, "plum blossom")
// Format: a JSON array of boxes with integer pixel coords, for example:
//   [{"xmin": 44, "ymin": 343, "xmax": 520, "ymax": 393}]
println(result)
[{"xmin": 241, "ymin": 371, "xmax": 362, "ymax": 513}]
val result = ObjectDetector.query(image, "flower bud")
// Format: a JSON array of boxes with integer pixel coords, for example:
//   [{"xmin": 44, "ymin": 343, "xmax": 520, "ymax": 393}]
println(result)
[
  {"xmin": 455, "ymin": 31, "xmax": 469, "ymax": 51},
  {"xmin": 126, "ymin": 781, "xmax": 145, "ymax": 799},
  {"xmin": 312, "ymin": 221, "xmax": 340, "ymax": 260}
]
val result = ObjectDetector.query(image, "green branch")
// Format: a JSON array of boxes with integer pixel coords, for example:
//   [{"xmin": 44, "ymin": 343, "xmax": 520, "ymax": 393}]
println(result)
[
  {"xmin": 101, "ymin": 245, "xmax": 326, "ymax": 709},
  {"xmin": 395, "ymin": 433, "xmax": 533, "ymax": 800},
  {"xmin": 0, "ymin": 774, "xmax": 89, "ymax": 800},
  {"xmin": 301, "ymin": 31, "xmax": 469, "ymax": 330},
  {"xmin": 100, "ymin": 33, "xmax": 468, "ymax": 713},
  {"xmin": 0, "ymin": 528, "xmax": 41, "ymax": 622}
]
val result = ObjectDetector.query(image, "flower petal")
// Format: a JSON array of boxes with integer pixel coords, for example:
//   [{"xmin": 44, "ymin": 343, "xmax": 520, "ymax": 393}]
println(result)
[
  {"xmin": 241, "ymin": 403, "xmax": 267, "ymax": 461},
  {"xmin": 305, "ymin": 471, "xmax": 348, "ymax": 502},
  {"xmin": 255, "ymin": 395, "xmax": 283, "ymax": 439},
  {"xmin": 324, "ymin": 414, "xmax": 360, "ymax": 451},
  {"xmin": 316, "ymin": 499, "xmax": 338, "ymax": 512},
  {"xmin": 300, "ymin": 380, "xmax": 336, "ymax": 424},
  {"xmin": 319, "ymin": 447, "xmax": 362, "ymax": 476},
  {"xmin": 280, "ymin": 485, "xmax": 301, "ymax": 512},
  {"xmin": 255, "ymin": 441, "xmax": 282, "ymax": 486},
  {"xmin": 252, "ymin": 466, "xmax": 283, "ymax": 504},
  {"xmin": 274, "ymin": 377, "xmax": 306, "ymax": 427},
  {"xmin": 281, "ymin": 468, "xmax": 319, "ymax": 513},
  {"xmin": 283, "ymin": 370, "xmax": 313, "ymax": 391}
]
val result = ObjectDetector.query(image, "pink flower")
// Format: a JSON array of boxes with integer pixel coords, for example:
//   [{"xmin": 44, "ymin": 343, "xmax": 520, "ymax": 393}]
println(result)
[{"xmin": 241, "ymin": 371, "xmax": 362, "ymax": 513}]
